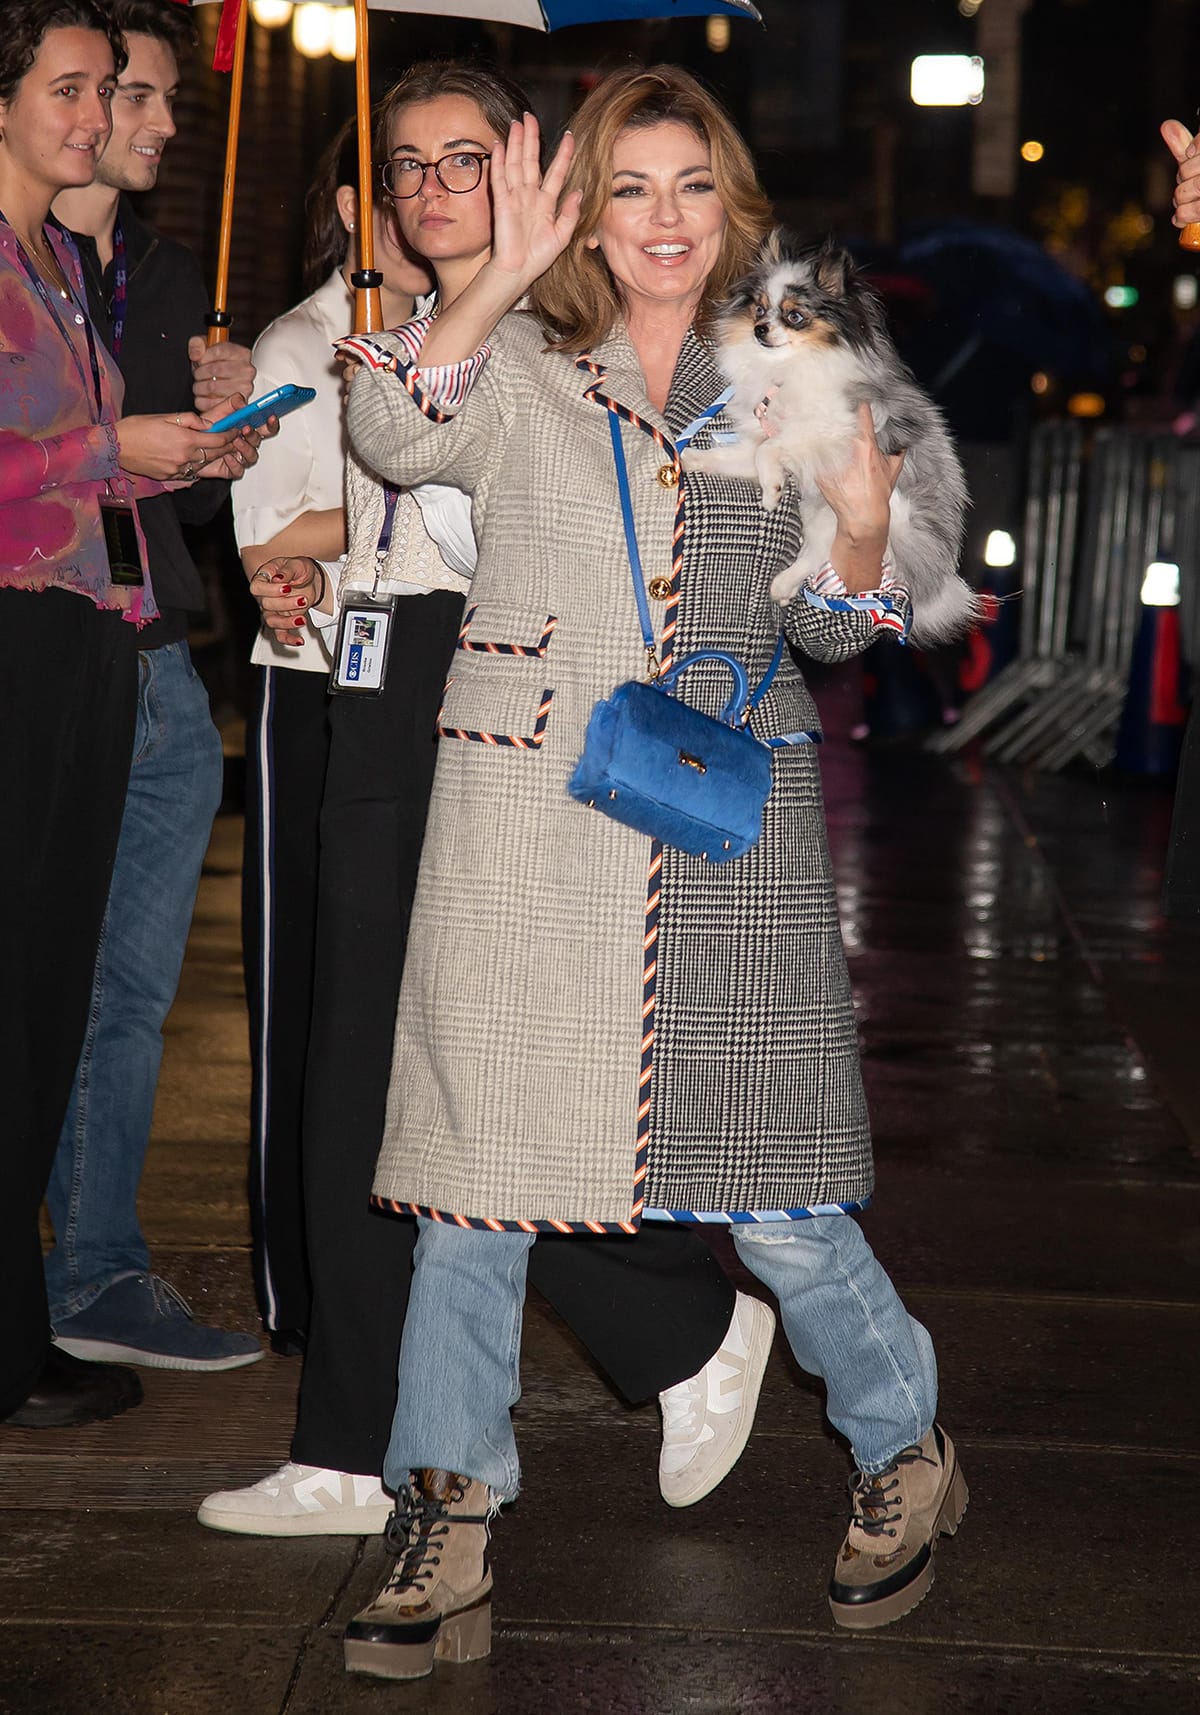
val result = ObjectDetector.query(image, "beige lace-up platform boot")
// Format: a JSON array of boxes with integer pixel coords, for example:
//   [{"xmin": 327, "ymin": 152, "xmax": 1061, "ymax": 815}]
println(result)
[
  {"xmin": 343, "ymin": 1469, "xmax": 493, "ymax": 1679},
  {"xmin": 829, "ymin": 1423, "xmax": 967, "ymax": 1629}
]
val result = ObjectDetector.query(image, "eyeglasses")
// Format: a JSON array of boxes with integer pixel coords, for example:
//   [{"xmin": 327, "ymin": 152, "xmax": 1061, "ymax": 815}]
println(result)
[{"xmin": 380, "ymin": 151, "xmax": 491, "ymax": 199}]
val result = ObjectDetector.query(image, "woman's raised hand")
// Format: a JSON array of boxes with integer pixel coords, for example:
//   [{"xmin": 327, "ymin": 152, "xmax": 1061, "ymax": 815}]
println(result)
[
  {"xmin": 488, "ymin": 115, "xmax": 583, "ymax": 293},
  {"xmin": 1161, "ymin": 120, "xmax": 1200, "ymax": 227}
]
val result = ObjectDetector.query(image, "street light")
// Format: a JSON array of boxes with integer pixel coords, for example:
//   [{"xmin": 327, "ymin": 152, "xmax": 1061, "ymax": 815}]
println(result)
[
  {"xmin": 250, "ymin": 0, "xmax": 293, "ymax": 25},
  {"xmin": 910, "ymin": 55, "xmax": 985, "ymax": 107},
  {"xmin": 330, "ymin": 5, "xmax": 356, "ymax": 59},
  {"xmin": 292, "ymin": 1, "xmax": 333, "ymax": 57}
]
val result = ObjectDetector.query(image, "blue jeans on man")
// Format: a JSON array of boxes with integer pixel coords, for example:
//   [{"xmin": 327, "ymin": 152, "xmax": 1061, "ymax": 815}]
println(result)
[{"xmin": 45, "ymin": 642, "xmax": 261, "ymax": 1370}]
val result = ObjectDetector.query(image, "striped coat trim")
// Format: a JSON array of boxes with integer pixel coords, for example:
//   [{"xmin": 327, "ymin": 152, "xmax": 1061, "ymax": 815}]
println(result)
[
  {"xmin": 457, "ymin": 605, "xmax": 558, "ymax": 657},
  {"xmin": 370, "ymin": 1195, "xmax": 639, "ymax": 1236},
  {"xmin": 642, "ymin": 1198, "xmax": 871, "ymax": 1223},
  {"xmin": 436, "ymin": 682, "xmax": 554, "ymax": 748}
]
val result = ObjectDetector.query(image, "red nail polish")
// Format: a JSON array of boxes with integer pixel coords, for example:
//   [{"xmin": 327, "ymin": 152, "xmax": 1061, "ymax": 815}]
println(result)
[
  {"xmin": 294, "ymin": 616, "xmax": 305, "ymax": 627},
  {"xmin": 280, "ymin": 584, "xmax": 292, "ymax": 594},
  {"xmin": 296, "ymin": 596, "xmax": 307, "ymax": 607}
]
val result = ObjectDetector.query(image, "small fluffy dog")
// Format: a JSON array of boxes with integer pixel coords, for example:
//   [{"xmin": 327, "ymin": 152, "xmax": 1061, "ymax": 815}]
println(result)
[{"xmin": 685, "ymin": 232, "xmax": 976, "ymax": 645}]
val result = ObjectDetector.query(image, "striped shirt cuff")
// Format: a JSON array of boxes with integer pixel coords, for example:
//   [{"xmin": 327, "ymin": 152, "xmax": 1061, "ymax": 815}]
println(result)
[
  {"xmin": 809, "ymin": 558, "xmax": 898, "ymax": 599},
  {"xmin": 338, "ymin": 316, "xmax": 490, "ymax": 415}
]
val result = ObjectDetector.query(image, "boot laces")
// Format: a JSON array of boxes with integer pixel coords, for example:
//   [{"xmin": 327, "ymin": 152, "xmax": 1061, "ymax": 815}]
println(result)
[
  {"xmin": 848, "ymin": 1443, "xmax": 935, "ymax": 1541},
  {"xmin": 381, "ymin": 1479, "xmax": 467, "ymax": 1596}
]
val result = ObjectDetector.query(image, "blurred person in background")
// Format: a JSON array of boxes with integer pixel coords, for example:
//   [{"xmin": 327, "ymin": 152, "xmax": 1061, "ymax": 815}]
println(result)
[
  {"xmin": 0, "ymin": 0, "xmax": 248, "ymax": 1431},
  {"xmin": 45, "ymin": 0, "xmax": 266, "ymax": 1374}
]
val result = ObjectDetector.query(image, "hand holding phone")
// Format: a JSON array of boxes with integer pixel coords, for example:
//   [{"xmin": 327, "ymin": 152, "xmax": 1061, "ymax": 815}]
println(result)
[{"xmin": 207, "ymin": 383, "xmax": 316, "ymax": 435}]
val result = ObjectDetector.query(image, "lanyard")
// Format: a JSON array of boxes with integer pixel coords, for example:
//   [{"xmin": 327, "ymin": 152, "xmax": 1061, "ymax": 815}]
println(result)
[
  {"xmin": 0, "ymin": 212, "xmax": 105, "ymax": 423},
  {"xmin": 110, "ymin": 220, "xmax": 127, "ymax": 360},
  {"xmin": 376, "ymin": 485, "xmax": 400, "ymax": 561},
  {"xmin": 607, "ymin": 394, "xmax": 785, "ymax": 711}
]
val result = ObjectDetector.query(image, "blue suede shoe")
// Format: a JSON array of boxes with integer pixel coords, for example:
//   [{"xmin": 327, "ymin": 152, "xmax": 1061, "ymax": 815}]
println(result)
[{"xmin": 53, "ymin": 1272, "xmax": 264, "ymax": 1372}]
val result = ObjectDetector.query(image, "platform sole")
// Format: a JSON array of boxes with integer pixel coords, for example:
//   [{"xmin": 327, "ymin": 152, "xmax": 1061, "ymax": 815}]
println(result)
[{"xmin": 343, "ymin": 1596, "xmax": 492, "ymax": 1680}]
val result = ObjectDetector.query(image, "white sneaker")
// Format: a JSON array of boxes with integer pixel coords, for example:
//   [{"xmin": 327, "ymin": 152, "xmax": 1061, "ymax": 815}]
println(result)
[
  {"xmin": 658, "ymin": 1292, "xmax": 776, "ymax": 1508},
  {"xmin": 197, "ymin": 1461, "xmax": 393, "ymax": 1537}
]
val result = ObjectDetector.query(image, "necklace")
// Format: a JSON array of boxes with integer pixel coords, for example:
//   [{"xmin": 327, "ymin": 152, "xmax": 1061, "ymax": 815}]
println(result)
[{"xmin": 22, "ymin": 230, "xmax": 69, "ymax": 298}]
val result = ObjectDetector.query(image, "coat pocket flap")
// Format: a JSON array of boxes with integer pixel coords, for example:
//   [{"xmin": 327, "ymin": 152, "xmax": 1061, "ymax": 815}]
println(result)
[
  {"xmin": 438, "ymin": 668, "xmax": 555, "ymax": 749},
  {"xmin": 456, "ymin": 603, "xmax": 558, "ymax": 658}
]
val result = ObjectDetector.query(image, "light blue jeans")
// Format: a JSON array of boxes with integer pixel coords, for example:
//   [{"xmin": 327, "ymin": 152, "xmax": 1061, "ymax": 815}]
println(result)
[
  {"xmin": 384, "ymin": 1213, "xmax": 936, "ymax": 1497},
  {"xmin": 44, "ymin": 642, "xmax": 224, "ymax": 1319}
]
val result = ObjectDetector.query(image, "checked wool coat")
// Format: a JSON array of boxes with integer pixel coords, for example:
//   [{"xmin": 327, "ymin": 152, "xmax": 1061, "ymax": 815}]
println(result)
[{"xmin": 346, "ymin": 314, "xmax": 915, "ymax": 1231}]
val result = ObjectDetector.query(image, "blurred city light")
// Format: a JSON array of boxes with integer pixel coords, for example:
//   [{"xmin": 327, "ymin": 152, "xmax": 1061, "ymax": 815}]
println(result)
[
  {"xmin": 1103, "ymin": 285, "xmax": 1139, "ymax": 309},
  {"xmin": 910, "ymin": 56, "xmax": 985, "ymax": 107},
  {"xmin": 1141, "ymin": 562, "xmax": 1181, "ymax": 607},
  {"xmin": 706, "ymin": 16, "xmax": 730, "ymax": 52},
  {"xmin": 1067, "ymin": 393, "xmax": 1106, "ymax": 418},
  {"xmin": 251, "ymin": 0, "xmax": 293, "ymax": 24},
  {"xmin": 292, "ymin": 2, "xmax": 332, "ymax": 56},
  {"xmin": 1030, "ymin": 371, "xmax": 1050, "ymax": 395},
  {"xmin": 1174, "ymin": 276, "xmax": 1199, "ymax": 310},
  {"xmin": 330, "ymin": 5, "xmax": 356, "ymax": 59},
  {"xmin": 983, "ymin": 530, "xmax": 1017, "ymax": 568},
  {"xmin": 1020, "ymin": 140, "xmax": 1044, "ymax": 163}
]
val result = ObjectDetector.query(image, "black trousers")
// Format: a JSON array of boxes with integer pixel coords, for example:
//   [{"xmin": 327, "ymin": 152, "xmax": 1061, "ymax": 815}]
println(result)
[
  {"xmin": 294, "ymin": 592, "xmax": 735, "ymax": 1477},
  {"xmin": 0, "ymin": 588, "xmax": 138, "ymax": 1417},
  {"xmin": 241, "ymin": 664, "xmax": 332, "ymax": 1333}
]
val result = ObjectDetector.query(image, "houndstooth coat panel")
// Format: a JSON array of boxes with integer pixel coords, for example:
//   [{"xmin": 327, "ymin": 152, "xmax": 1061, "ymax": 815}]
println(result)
[{"xmin": 346, "ymin": 314, "xmax": 909, "ymax": 1229}]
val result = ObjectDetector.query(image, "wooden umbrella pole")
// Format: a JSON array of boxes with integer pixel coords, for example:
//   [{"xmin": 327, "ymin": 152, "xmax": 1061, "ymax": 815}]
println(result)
[
  {"xmin": 1181, "ymin": 224, "xmax": 1200, "ymax": 252},
  {"xmin": 206, "ymin": 0, "xmax": 251, "ymax": 346},
  {"xmin": 352, "ymin": 0, "xmax": 383, "ymax": 333}
]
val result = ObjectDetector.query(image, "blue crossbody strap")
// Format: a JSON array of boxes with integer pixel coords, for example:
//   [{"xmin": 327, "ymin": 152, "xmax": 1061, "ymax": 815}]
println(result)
[
  {"xmin": 607, "ymin": 407, "xmax": 657, "ymax": 660},
  {"xmin": 606, "ymin": 403, "xmax": 787, "ymax": 723}
]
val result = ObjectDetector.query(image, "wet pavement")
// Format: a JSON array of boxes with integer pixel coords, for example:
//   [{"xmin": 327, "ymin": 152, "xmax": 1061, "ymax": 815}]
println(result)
[{"xmin": 4, "ymin": 681, "xmax": 1199, "ymax": 1715}]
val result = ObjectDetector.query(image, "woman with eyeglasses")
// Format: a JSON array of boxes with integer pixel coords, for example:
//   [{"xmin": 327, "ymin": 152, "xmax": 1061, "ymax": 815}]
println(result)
[
  {"xmin": 231, "ymin": 116, "xmax": 432, "ymax": 1356},
  {"xmin": 201, "ymin": 60, "xmax": 762, "ymax": 1544}
]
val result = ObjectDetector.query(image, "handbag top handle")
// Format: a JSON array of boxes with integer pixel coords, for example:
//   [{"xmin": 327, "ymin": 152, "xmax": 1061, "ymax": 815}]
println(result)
[{"xmin": 606, "ymin": 403, "xmax": 785, "ymax": 722}]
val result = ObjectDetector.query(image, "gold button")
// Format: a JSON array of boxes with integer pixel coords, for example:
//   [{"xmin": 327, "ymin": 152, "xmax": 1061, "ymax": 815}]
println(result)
[
  {"xmin": 648, "ymin": 576, "xmax": 673, "ymax": 601},
  {"xmin": 656, "ymin": 463, "xmax": 679, "ymax": 488}
]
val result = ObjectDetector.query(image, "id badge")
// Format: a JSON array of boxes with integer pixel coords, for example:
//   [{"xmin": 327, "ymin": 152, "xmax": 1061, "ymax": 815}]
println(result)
[
  {"xmin": 330, "ymin": 595, "xmax": 397, "ymax": 696},
  {"xmin": 99, "ymin": 498, "xmax": 145, "ymax": 588}
]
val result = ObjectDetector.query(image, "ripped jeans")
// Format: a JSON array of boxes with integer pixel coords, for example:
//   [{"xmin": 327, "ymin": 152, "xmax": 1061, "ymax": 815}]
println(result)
[
  {"xmin": 733, "ymin": 1216, "xmax": 937, "ymax": 1474},
  {"xmin": 384, "ymin": 1213, "xmax": 936, "ymax": 1498}
]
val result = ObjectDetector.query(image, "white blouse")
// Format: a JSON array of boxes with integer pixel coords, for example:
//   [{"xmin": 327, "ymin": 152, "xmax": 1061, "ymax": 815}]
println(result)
[{"xmin": 233, "ymin": 269, "xmax": 355, "ymax": 673}]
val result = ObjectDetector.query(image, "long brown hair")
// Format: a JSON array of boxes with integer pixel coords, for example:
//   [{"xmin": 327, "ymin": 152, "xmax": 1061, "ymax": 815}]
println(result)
[
  {"xmin": 530, "ymin": 65, "xmax": 772, "ymax": 353},
  {"xmin": 302, "ymin": 117, "xmax": 358, "ymax": 294}
]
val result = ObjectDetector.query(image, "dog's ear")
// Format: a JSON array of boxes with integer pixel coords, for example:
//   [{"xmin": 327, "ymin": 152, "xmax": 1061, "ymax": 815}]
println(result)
[
  {"xmin": 760, "ymin": 227, "xmax": 785, "ymax": 268},
  {"xmin": 814, "ymin": 242, "xmax": 854, "ymax": 299}
]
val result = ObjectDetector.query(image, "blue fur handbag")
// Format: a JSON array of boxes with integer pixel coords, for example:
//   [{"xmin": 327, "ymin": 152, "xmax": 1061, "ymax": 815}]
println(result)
[
  {"xmin": 569, "ymin": 651, "xmax": 773, "ymax": 863},
  {"xmin": 567, "ymin": 405, "xmax": 782, "ymax": 863}
]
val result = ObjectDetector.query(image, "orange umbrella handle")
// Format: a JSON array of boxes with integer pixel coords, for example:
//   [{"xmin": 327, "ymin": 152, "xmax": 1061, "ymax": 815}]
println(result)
[
  {"xmin": 350, "ymin": 0, "xmax": 383, "ymax": 334},
  {"xmin": 206, "ymin": 0, "xmax": 250, "ymax": 346},
  {"xmin": 1181, "ymin": 223, "xmax": 1200, "ymax": 251}
]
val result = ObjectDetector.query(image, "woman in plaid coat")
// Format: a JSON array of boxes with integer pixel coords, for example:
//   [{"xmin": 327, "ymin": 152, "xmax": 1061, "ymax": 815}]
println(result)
[{"xmin": 338, "ymin": 67, "xmax": 968, "ymax": 1679}]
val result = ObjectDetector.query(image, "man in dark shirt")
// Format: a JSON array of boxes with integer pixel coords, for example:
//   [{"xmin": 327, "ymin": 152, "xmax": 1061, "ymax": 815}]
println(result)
[{"xmin": 45, "ymin": 0, "xmax": 263, "ymax": 1377}]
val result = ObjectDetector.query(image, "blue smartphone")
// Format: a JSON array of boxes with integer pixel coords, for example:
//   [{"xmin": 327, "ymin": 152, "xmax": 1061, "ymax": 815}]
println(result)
[{"xmin": 207, "ymin": 383, "xmax": 316, "ymax": 435}]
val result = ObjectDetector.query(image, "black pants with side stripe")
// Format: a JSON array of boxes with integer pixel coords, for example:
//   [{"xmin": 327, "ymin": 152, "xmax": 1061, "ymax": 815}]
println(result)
[
  {"xmin": 292, "ymin": 590, "xmax": 736, "ymax": 1478},
  {"xmin": 242, "ymin": 663, "xmax": 332, "ymax": 1335}
]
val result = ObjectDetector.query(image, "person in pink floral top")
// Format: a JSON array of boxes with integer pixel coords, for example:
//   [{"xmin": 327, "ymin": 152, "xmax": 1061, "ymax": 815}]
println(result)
[{"xmin": 0, "ymin": 0, "xmax": 251, "ymax": 1433}]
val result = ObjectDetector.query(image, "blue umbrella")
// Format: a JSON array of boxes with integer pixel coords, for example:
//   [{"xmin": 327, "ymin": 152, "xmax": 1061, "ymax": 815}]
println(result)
[{"xmin": 896, "ymin": 220, "xmax": 1108, "ymax": 383}]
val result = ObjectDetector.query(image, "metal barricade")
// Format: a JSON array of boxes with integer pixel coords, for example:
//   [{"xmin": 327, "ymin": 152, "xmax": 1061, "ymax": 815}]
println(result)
[{"xmin": 930, "ymin": 425, "xmax": 1200, "ymax": 770}]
